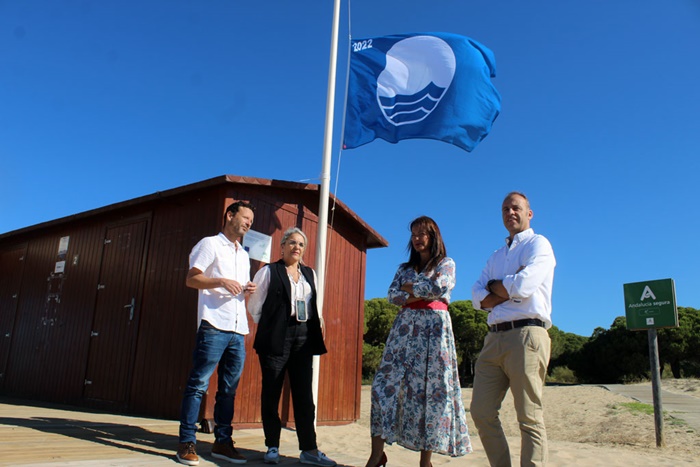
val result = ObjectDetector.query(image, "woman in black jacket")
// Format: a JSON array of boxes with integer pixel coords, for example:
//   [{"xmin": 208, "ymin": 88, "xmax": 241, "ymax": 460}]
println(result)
[{"xmin": 248, "ymin": 227, "xmax": 335, "ymax": 467}]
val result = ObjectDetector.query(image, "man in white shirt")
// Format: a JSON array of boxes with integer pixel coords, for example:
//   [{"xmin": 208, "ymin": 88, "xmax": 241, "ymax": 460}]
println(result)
[
  {"xmin": 176, "ymin": 201, "xmax": 257, "ymax": 466},
  {"xmin": 471, "ymin": 192, "xmax": 556, "ymax": 467}
]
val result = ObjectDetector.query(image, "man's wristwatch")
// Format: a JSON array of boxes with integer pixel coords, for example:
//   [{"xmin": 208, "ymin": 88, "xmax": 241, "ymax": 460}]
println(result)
[{"xmin": 487, "ymin": 279, "xmax": 497, "ymax": 292}]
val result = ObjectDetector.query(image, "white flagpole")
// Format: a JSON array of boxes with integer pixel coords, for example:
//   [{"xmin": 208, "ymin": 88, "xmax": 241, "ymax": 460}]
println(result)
[{"xmin": 312, "ymin": 0, "xmax": 341, "ymax": 421}]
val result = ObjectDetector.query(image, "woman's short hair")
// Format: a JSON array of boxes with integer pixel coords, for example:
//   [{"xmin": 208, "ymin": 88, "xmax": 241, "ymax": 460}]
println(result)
[{"xmin": 280, "ymin": 227, "xmax": 307, "ymax": 247}]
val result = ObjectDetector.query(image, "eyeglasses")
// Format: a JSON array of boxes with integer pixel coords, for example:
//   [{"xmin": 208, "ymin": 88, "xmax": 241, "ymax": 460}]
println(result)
[{"xmin": 286, "ymin": 240, "xmax": 305, "ymax": 248}]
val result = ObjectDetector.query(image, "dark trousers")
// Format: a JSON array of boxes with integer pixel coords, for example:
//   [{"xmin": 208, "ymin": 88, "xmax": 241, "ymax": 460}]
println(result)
[{"xmin": 258, "ymin": 321, "xmax": 317, "ymax": 451}]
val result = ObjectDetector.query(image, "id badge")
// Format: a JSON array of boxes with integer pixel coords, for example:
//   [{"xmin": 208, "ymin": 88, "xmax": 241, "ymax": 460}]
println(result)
[{"xmin": 296, "ymin": 300, "xmax": 308, "ymax": 322}]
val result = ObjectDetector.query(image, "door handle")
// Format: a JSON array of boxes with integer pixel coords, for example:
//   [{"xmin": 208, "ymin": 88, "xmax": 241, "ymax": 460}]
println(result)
[{"xmin": 124, "ymin": 298, "xmax": 135, "ymax": 321}]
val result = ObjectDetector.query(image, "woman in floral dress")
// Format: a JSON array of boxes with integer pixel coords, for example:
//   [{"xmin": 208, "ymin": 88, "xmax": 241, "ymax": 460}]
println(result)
[{"xmin": 365, "ymin": 216, "xmax": 471, "ymax": 467}]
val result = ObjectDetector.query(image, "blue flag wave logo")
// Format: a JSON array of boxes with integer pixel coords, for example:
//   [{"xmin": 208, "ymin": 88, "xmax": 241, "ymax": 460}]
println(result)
[
  {"xmin": 344, "ymin": 32, "xmax": 501, "ymax": 153},
  {"xmin": 380, "ymin": 81, "xmax": 446, "ymax": 125},
  {"xmin": 377, "ymin": 35, "xmax": 455, "ymax": 126}
]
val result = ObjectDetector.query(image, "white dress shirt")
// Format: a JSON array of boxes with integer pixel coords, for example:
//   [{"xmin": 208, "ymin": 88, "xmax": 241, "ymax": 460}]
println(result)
[
  {"xmin": 471, "ymin": 228, "xmax": 556, "ymax": 328},
  {"xmin": 189, "ymin": 232, "xmax": 251, "ymax": 334}
]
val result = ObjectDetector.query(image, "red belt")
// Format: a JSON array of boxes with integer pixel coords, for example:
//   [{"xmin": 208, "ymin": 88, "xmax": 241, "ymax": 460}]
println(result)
[{"xmin": 405, "ymin": 300, "xmax": 448, "ymax": 311}]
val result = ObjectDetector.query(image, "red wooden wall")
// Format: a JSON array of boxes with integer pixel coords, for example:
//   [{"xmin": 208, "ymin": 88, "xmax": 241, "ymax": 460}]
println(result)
[{"xmin": 0, "ymin": 176, "xmax": 386, "ymax": 426}]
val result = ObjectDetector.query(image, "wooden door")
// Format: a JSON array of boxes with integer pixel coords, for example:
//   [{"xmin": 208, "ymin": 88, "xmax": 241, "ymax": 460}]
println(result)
[{"xmin": 83, "ymin": 219, "xmax": 148, "ymax": 404}]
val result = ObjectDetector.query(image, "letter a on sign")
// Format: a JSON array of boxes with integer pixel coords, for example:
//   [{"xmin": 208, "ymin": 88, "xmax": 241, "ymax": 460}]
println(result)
[{"xmin": 640, "ymin": 285, "xmax": 656, "ymax": 301}]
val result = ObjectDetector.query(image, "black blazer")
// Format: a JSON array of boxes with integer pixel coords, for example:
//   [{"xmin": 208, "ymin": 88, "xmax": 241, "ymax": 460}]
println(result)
[{"xmin": 253, "ymin": 260, "xmax": 328, "ymax": 356}]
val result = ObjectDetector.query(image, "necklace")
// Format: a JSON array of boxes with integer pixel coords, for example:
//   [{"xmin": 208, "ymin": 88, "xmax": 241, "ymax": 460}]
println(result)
[{"xmin": 286, "ymin": 263, "xmax": 300, "ymax": 281}]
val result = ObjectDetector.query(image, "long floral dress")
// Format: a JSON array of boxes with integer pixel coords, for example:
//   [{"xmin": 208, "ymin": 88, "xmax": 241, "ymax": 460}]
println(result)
[{"xmin": 370, "ymin": 257, "xmax": 472, "ymax": 456}]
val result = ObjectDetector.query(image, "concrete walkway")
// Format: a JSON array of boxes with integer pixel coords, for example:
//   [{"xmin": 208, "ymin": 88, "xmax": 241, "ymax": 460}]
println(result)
[{"xmin": 602, "ymin": 383, "xmax": 700, "ymax": 433}]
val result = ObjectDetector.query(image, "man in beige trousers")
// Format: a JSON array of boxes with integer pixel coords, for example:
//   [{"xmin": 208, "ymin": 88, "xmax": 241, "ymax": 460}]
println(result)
[{"xmin": 471, "ymin": 192, "xmax": 556, "ymax": 467}]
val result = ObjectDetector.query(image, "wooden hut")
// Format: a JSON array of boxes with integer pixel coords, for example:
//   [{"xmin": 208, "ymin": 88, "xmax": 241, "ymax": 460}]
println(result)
[{"xmin": 0, "ymin": 175, "xmax": 387, "ymax": 427}]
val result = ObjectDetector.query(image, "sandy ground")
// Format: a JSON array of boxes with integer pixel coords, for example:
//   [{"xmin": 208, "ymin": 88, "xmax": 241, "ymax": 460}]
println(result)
[
  {"xmin": 1, "ymin": 379, "xmax": 699, "ymax": 466},
  {"xmin": 661, "ymin": 377, "xmax": 700, "ymax": 399},
  {"xmin": 338, "ymin": 379, "xmax": 700, "ymax": 466}
]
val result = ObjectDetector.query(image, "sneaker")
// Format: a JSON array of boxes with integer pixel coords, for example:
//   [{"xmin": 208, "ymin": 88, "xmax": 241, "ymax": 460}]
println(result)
[
  {"xmin": 176, "ymin": 442, "xmax": 199, "ymax": 466},
  {"xmin": 264, "ymin": 446, "xmax": 280, "ymax": 464},
  {"xmin": 212, "ymin": 440, "xmax": 247, "ymax": 464},
  {"xmin": 300, "ymin": 450, "xmax": 337, "ymax": 467}
]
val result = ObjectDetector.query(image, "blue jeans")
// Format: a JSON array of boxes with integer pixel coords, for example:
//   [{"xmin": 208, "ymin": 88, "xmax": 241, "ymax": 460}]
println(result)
[{"xmin": 179, "ymin": 320, "xmax": 246, "ymax": 444}]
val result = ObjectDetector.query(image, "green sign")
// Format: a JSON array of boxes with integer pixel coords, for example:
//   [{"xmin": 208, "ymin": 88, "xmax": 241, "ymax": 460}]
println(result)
[{"xmin": 623, "ymin": 278, "xmax": 678, "ymax": 330}]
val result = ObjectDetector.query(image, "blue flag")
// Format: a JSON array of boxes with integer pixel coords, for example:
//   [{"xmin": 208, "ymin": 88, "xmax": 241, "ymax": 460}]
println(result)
[{"xmin": 343, "ymin": 32, "xmax": 501, "ymax": 153}]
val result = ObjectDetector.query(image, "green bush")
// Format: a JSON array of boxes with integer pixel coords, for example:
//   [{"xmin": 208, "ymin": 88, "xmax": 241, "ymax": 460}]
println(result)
[
  {"xmin": 547, "ymin": 366, "xmax": 578, "ymax": 384},
  {"xmin": 362, "ymin": 342, "xmax": 384, "ymax": 383}
]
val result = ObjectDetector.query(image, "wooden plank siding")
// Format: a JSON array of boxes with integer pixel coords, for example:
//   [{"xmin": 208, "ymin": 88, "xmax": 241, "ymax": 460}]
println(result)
[
  {"xmin": 1, "ymin": 217, "xmax": 143, "ymax": 405},
  {"xmin": 0, "ymin": 242, "xmax": 27, "ymax": 390},
  {"xmin": 0, "ymin": 175, "xmax": 388, "ymax": 427},
  {"xmin": 129, "ymin": 189, "xmax": 223, "ymax": 420}
]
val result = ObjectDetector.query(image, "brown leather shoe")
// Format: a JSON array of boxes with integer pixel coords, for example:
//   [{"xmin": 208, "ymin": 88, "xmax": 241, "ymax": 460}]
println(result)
[
  {"xmin": 212, "ymin": 440, "xmax": 247, "ymax": 464},
  {"xmin": 176, "ymin": 442, "xmax": 199, "ymax": 466}
]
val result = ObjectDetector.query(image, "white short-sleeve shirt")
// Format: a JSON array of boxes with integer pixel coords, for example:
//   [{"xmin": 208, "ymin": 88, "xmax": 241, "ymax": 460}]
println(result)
[{"xmin": 189, "ymin": 232, "xmax": 251, "ymax": 334}]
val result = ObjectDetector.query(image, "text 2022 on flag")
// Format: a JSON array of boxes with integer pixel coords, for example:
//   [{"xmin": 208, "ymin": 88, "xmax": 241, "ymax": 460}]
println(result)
[{"xmin": 343, "ymin": 32, "xmax": 501, "ymax": 153}]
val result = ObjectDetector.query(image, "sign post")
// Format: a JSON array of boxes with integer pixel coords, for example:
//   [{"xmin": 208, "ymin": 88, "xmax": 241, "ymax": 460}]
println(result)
[{"xmin": 623, "ymin": 278, "xmax": 678, "ymax": 448}]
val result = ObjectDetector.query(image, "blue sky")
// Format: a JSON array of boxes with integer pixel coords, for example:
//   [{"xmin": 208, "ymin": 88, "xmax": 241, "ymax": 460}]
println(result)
[{"xmin": 2, "ymin": 1, "xmax": 699, "ymax": 337}]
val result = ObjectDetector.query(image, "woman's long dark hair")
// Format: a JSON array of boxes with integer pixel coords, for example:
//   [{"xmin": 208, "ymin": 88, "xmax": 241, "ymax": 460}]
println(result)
[{"xmin": 403, "ymin": 216, "xmax": 446, "ymax": 273}]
